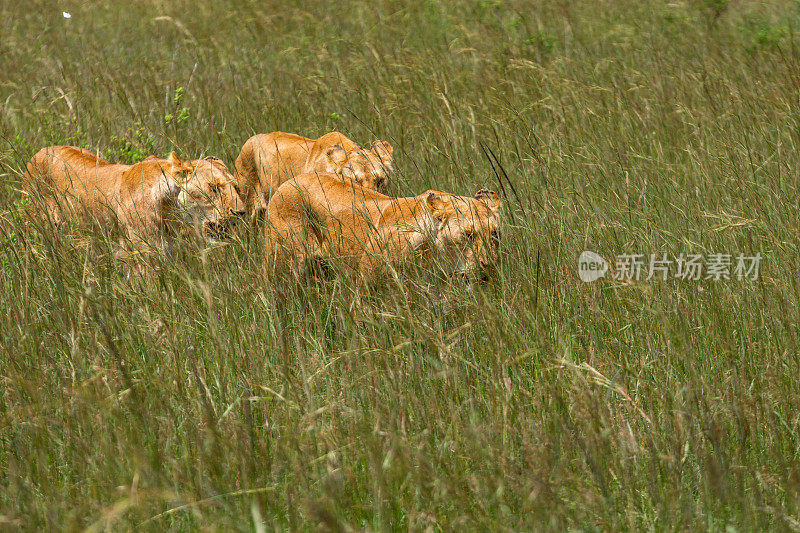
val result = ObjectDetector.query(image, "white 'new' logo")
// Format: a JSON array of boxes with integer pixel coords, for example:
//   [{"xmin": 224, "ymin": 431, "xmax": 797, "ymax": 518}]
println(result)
[{"xmin": 578, "ymin": 251, "xmax": 608, "ymax": 282}]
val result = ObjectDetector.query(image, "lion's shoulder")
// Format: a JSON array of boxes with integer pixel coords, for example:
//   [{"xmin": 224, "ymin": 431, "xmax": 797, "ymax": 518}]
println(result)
[
  {"xmin": 313, "ymin": 131, "xmax": 360, "ymax": 151},
  {"xmin": 118, "ymin": 159, "xmax": 173, "ymax": 189}
]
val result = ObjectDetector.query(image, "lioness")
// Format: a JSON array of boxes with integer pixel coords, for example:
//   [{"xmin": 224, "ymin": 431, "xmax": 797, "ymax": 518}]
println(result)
[
  {"xmin": 23, "ymin": 146, "xmax": 245, "ymax": 246},
  {"xmin": 234, "ymin": 131, "xmax": 393, "ymax": 219},
  {"xmin": 265, "ymin": 172, "xmax": 501, "ymax": 278}
]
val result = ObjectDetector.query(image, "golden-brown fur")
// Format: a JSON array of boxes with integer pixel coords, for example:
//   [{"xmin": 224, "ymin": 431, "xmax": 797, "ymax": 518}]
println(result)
[
  {"xmin": 234, "ymin": 131, "xmax": 393, "ymax": 219},
  {"xmin": 265, "ymin": 172, "xmax": 500, "ymax": 278},
  {"xmin": 23, "ymin": 146, "xmax": 245, "ymax": 246}
]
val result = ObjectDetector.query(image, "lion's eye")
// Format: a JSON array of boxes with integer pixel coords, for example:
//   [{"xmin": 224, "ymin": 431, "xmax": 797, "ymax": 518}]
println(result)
[
  {"xmin": 464, "ymin": 230, "xmax": 476, "ymax": 242},
  {"xmin": 208, "ymin": 183, "xmax": 222, "ymax": 194},
  {"xmin": 491, "ymin": 230, "xmax": 500, "ymax": 242}
]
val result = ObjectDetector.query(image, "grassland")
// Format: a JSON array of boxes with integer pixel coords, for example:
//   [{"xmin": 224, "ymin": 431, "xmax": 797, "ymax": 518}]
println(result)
[{"xmin": 1, "ymin": 0, "xmax": 800, "ymax": 530}]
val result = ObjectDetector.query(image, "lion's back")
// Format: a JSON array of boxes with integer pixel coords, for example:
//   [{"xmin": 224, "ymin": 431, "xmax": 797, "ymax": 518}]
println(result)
[
  {"xmin": 274, "ymin": 172, "xmax": 386, "ymax": 223},
  {"xmin": 22, "ymin": 146, "xmax": 132, "ymax": 214}
]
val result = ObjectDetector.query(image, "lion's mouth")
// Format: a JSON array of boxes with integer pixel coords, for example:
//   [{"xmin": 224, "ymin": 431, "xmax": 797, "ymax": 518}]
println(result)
[
  {"xmin": 456, "ymin": 270, "xmax": 490, "ymax": 284},
  {"xmin": 204, "ymin": 216, "xmax": 241, "ymax": 240},
  {"xmin": 452, "ymin": 263, "xmax": 495, "ymax": 284}
]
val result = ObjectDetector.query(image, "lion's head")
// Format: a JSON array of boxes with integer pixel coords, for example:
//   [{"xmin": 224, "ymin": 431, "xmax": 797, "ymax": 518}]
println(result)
[
  {"xmin": 321, "ymin": 140, "xmax": 393, "ymax": 192},
  {"xmin": 425, "ymin": 188, "xmax": 501, "ymax": 277},
  {"xmin": 168, "ymin": 152, "xmax": 246, "ymax": 237}
]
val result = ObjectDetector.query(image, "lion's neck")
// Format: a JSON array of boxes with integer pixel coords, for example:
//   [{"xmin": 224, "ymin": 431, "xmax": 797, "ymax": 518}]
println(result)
[
  {"xmin": 407, "ymin": 197, "xmax": 438, "ymax": 244},
  {"xmin": 375, "ymin": 196, "xmax": 438, "ymax": 256}
]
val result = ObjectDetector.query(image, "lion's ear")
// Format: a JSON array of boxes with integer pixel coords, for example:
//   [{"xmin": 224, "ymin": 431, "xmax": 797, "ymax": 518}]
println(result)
[
  {"xmin": 168, "ymin": 151, "xmax": 193, "ymax": 179},
  {"xmin": 426, "ymin": 191, "xmax": 452, "ymax": 221},
  {"xmin": 324, "ymin": 144, "xmax": 348, "ymax": 166},
  {"xmin": 371, "ymin": 140, "xmax": 393, "ymax": 164},
  {"xmin": 475, "ymin": 188, "xmax": 500, "ymax": 213},
  {"xmin": 168, "ymin": 151, "xmax": 182, "ymax": 168}
]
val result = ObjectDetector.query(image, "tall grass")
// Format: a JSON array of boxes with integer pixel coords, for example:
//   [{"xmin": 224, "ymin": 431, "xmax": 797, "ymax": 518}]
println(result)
[{"xmin": 1, "ymin": 0, "xmax": 800, "ymax": 529}]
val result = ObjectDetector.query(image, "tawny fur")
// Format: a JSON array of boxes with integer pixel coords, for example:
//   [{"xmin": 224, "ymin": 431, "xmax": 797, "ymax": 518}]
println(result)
[
  {"xmin": 265, "ymin": 172, "xmax": 501, "ymax": 278},
  {"xmin": 234, "ymin": 131, "xmax": 393, "ymax": 219},
  {"xmin": 23, "ymin": 146, "xmax": 244, "ymax": 247}
]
